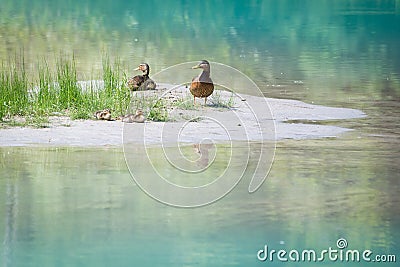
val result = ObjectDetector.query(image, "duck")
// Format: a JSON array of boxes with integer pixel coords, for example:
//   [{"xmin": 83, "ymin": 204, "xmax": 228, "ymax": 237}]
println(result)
[
  {"xmin": 127, "ymin": 63, "xmax": 156, "ymax": 91},
  {"xmin": 94, "ymin": 109, "xmax": 112, "ymax": 121},
  {"xmin": 119, "ymin": 110, "xmax": 145, "ymax": 123},
  {"xmin": 190, "ymin": 60, "xmax": 214, "ymax": 105}
]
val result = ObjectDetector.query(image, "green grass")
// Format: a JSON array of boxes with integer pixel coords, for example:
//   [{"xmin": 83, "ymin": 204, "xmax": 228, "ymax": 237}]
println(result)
[
  {"xmin": 101, "ymin": 56, "xmax": 131, "ymax": 117},
  {"xmin": 209, "ymin": 90, "xmax": 236, "ymax": 108},
  {"xmin": 36, "ymin": 59, "xmax": 57, "ymax": 114},
  {"xmin": 147, "ymin": 99, "xmax": 169, "ymax": 121},
  {"xmin": 172, "ymin": 95, "xmax": 198, "ymax": 110},
  {"xmin": 169, "ymin": 89, "xmax": 235, "ymax": 110},
  {"xmin": 128, "ymin": 92, "xmax": 169, "ymax": 122},
  {"xmin": 0, "ymin": 53, "xmax": 132, "ymax": 126},
  {"xmin": 0, "ymin": 54, "xmax": 29, "ymax": 120},
  {"xmin": 57, "ymin": 55, "xmax": 82, "ymax": 109}
]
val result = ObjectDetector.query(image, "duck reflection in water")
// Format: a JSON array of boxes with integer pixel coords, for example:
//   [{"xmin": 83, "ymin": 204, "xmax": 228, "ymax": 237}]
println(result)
[{"xmin": 192, "ymin": 143, "xmax": 214, "ymax": 168}]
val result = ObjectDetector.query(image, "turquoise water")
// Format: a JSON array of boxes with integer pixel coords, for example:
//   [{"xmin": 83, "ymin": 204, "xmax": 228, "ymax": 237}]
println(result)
[
  {"xmin": 1, "ymin": 145, "xmax": 399, "ymax": 264},
  {"xmin": 1, "ymin": 0, "xmax": 400, "ymax": 266},
  {"xmin": 1, "ymin": 145, "xmax": 399, "ymax": 266},
  {"xmin": 1, "ymin": 0, "xmax": 400, "ymax": 103}
]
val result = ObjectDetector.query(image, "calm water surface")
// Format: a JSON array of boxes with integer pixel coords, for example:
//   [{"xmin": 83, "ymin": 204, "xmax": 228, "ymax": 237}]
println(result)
[
  {"xmin": 1, "ymin": 0, "xmax": 399, "ymax": 266},
  {"xmin": 1, "ymin": 144, "xmax": 399, "ymax": 266}
]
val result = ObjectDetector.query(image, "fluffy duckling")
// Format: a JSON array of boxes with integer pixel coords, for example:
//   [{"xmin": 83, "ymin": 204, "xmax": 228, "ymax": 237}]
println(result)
[
  {"xmin": 120, "ymin": 110, "xmax": 145, "ymax": 123},
  {"xmin": 127, "ymin": 63, "xmax": 156, "ymax": 91},
  {"xmin": 94, "ymin": 109, "xmax": 112, "ymax": 121},
  {"xmin": 141, "ymin": 77, "xmax": 156, "ymax": 91},
  {"xmin": 190, "ymin": 60, "xmax": 214, "ymax": 105}
]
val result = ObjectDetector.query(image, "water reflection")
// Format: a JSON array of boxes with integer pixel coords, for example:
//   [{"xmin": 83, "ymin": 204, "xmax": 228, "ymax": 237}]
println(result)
[
  {"xmin": 0, "ymin": 145, "xmax": 398, "ymax": 266},
  {"xmin": 1, "ymin": 0, "xmax": 399, "ymax": 102},
  {"xmin": 192, "ymin": 143, "xmax": 214, "ymax": 169}
]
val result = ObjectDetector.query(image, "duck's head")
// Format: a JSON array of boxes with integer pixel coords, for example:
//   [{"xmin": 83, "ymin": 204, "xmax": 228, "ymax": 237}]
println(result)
[
  {"xmin": 134, "ymin": 63, "xmax": 150, "ymax": 75},
  {"xmin": 135, "ymin": 109, "xmax": 143, "ymax": 116},
  {"xmin": 192, "ymin": 60, "xmax": 210, "ymax": 72}
]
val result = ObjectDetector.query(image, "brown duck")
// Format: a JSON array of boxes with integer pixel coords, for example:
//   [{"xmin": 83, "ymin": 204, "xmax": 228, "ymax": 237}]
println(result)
[
  {"xmin": 190, "ymin": 60, "xmax": 214, "ymax": 105},
  {"xmin": 94, "ymin": 109, "xmax": 112, "ymax": 121},
  {"xmin": 119, "ymin": 110, "xmax": 145, "ymax": 123},
  {"xmin": 127, "ymin": 63, "xmax": 156, "ymax": 91}
]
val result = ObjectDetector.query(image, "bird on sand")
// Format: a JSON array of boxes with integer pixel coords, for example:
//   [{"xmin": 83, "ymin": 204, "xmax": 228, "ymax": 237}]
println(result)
[
  {"xmin": 190, "ymin": 60, "xmax": 214, "ymax": 105},
  {"xmin": 127, "ymin": 63, "xmax": 156, "ymax": 91},
  {"xmin": 94, "ymin": 109, "xmax": 112, "ymax": 121},
  {"xmin": 119, "ymin": 109, "xmax": 145, "ymax": 123}
]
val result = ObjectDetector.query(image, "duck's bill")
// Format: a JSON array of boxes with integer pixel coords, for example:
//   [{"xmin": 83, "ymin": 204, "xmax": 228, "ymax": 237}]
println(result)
[
  {"xmin": 191, "ymin": 64, "xmax": 201, "ymax": 69},
  {"xmin": 134, "ymin": 67, "xmax": 140, "ymax": 71}
]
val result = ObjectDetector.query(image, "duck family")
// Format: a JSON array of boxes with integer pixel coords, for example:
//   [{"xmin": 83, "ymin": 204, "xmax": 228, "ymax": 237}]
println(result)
[
  {"xmin": 96, "ymin": 60, "xmax": 214, "ymax": 122},
  {"xmin": 94, "ymin": 109, "xmax": 145, "ymax": 123}
]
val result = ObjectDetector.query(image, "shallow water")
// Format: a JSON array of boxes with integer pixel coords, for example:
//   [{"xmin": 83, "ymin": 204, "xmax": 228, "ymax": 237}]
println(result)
[
  {"xmin": 1, "ymin": 0, "xmax": 400, "ymax": 266},
  {"xmin": 1, "ymin": 144, "xmax": 399, "ymax": 266}
]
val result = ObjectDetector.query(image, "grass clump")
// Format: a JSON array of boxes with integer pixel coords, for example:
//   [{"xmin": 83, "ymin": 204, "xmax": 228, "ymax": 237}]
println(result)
[
  {"xmin": 170, "ymin": 89, "xmax": 236, "ymax": 110},
  {"xmin": 172, "ymin": 95, "xmax": 198, "ymax": 110},
  {"xmin": 36, "ymin": 60, "xmax": 58, "ymax": 114},
  {"xmin": 0, "ymin": 54, "xmax": 29, "ymax": 120},
  {"xmin": 209, "ymin": 90, "xmax": 236, "ymax": 108},
  {"xmin": 0, "ymin": 53, "xmax": 131, "ymax": 125},
  {"xmin": 57, "ymin": 56, "xmax": 82, "ymax": 109},
  {"xmin": 100, "ymin": 56, "xmax": 131, "ymax": 116},
  {"xmin": 129, "ymin": 92, "xmax": 169, "ymax": 122},
  {"xmin": 148, "ymin": 99, "xmax": 169, "ymax": 121}
]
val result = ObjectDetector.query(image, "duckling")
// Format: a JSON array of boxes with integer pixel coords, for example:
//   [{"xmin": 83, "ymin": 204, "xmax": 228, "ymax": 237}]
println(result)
[
  {"xmin": 127, "ymin": 63, "xmax": 156, "ymax": 91},
  {"xmin": 120, "ymin": 110, "xmax": 145, "ymax": 123},
  {"xmin": 94, "ymin": 109, "xmax": 112, "ymax": 121},
  {"xmin": 190, "ymin": 60, "xmax": 214, "ymax": 105},
  {"xmin": 141, "ymin": 77, "xmax": 156, "ymax": 90},
  {"xmin": 127, "ymin": 75, "xmax": 144, "ymax": 91}
]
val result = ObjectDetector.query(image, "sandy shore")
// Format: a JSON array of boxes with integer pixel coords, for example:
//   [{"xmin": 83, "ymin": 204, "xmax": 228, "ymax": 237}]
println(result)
[{"xmin": 0, "ymin": 87, "xmax": 365, "ymax": 147}]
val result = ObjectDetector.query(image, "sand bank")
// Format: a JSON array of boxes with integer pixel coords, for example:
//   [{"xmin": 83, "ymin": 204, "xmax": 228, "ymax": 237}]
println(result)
[{"xmin": 0, "ymin": 87, "xmax": 365, "ymax": 147}]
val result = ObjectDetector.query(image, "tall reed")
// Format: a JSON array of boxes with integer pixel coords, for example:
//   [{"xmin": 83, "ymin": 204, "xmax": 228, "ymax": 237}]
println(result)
[
  {"xmin": 0, "ymin": 55, "xmax": 29, "ymax": 120},
  {"xmin": 56, "ymin": 55, "xmax": 82, "ymax": 109},
  {"xmin": 101, "ymin": 56, "xmax": 130, "ymax": 116},
  {"xmin": 1, "ymin": 53, "xmax": 133, "ymax": 124},
  {"xmin": 36, "ymin": 59, "xmax": 58, "ymax": 114}
]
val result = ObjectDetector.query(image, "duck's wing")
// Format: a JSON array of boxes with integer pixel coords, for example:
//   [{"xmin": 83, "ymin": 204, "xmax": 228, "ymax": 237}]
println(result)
[
  {"xmin": 141, "ymin": 78, "xmax": 156, "ymax": 90},
  {"xmin": 128, "ymin": 75, "xmax": 145, "ymax": 90}
]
